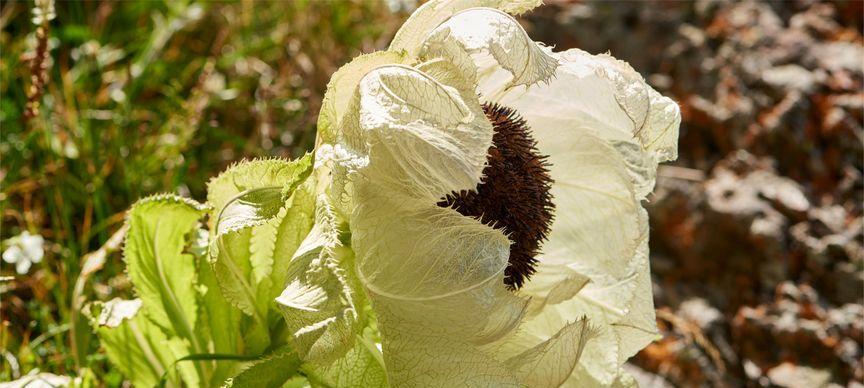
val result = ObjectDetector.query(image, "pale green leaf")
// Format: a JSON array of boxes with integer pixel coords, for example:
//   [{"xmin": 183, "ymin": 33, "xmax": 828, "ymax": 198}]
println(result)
[
  {"xmin": 223, "ymin": 348, "xmax": 301, "ymax": 388},
  {"xmin": 268, "ymin": 179, "xmax": 316, "ymax": 303},
  {"xmin": 276, "ymin": 199, "xmax": 361, "ymax": 365},
  {"xmin": 166, "ymin": 337, "xmax": 202, "ymax": 387},
  {"xmin": 207, "ymin": 155, "xmax": 315, "ymax": 353},
  {"xmin": 210, "ymin": 210, "xmax": 283, "ymax": 323},
  {"xmin": 87, "ymin": 298, "xmax": 178, "ymax": 388},
  {"xmin": 217, "ymin": 188, "xmax": 285, "ymax": 234},
  {"xmin": 207, "ymin": 155, "xmax": 313, "ymax": 227},
  {"xmin": 210, "ymin": 224, "xmax": 273, "ymax": 355},
  {"xmin": 198, "ymin": 256, "xmax": 244, "ymax": 385},
  {"xmin": 123, "ymin": 194, "xmax": 207, "ymax": 353}
]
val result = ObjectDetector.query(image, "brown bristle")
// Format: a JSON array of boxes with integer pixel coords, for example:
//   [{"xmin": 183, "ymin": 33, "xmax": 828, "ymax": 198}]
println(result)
[{"xmin": 437, "ymin": 103, "xmax": 555, "ymax": 290}]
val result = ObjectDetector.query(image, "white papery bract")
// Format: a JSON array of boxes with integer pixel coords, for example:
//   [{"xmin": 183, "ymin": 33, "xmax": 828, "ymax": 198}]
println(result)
[{"xmin": 277, "ymin": 0, "xmax": 681, "ymax": 387}]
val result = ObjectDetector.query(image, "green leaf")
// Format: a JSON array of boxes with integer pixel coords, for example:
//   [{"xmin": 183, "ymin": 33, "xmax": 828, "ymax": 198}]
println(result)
[
  {"xmin": 208, "ymin": 156, "xmax": 314, "ymax": 317},
  {"xmin": 211, "ymin": 225, "xmax": 273, "ymax": 354},
  {"xmin": 223, "ymin": 348, "xmax": 302, "ymax": 388},
  {"xmin": 268, "ymin": 178, "xmax": 317, "ymax": 303},
  {"xmin": 86, "ymin": 298, "xmax": 180, "ymax": 388},
  {"xmin": 212, "ymin": 226, "xmax": 270, "ymax": 321},
  {"xmin": 123, "ymin": 194, "xmax": 208, "ymax": 355},
  {"xmin": 198, "ymin": 253, "xmax": 244, "ymax": 385},
  {"xmin": 159, "ymin": 353, "xmax": 262, "ymax": 388},
  {"xmin": 207, "ymin": 155, "xmax": 315, "ymax": 354},
  {"xmin": 207, "ymin": 155, "xmax": 313, "ymax": 224},
  {"xmin": 276, "ymin": 199, "xmax": 362, "ymax": 365}
]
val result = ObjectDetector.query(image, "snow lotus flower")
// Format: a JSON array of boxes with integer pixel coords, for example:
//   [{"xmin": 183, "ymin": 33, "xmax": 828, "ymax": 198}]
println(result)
[{"xmin": 276, "ymin": 0, "xmax": 680, "ymax": 386}]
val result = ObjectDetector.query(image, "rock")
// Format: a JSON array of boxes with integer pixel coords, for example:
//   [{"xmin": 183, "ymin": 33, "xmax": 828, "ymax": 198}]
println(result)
[
  {"xmin": 812, "ymin": 42, "xmax": 864, "ymax": 73},
  {"xmin": 732, "ymin": 282, "xmax": 862, "ymax": 382},
  {"xmin": 678, "ymin": 297, "xmax": 723, "ymax": 330},
  {"xmin": 762, "ymin": 65, "xmax": 819, "ymax": 93},
  {"xmin": 743, "ymin": 358, "xmax": 764, "ymax": 381},
  {"xmin": 767, "ymin": 363, "xmax": 832, "ymax": 388}
]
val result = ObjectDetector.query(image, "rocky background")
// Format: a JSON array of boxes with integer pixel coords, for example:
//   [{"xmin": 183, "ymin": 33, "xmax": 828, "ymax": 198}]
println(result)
[{"xmin": 527, "ymin": 1, "xmax": 863, "ymax": 386}]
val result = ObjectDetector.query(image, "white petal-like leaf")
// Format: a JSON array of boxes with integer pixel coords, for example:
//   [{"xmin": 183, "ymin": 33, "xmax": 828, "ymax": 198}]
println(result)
[
  {"xmin": 353, "ymin": 65, "xmax": 492, "ymax": 201},
  {"xmin": 497, "ymin": 49, "xmax": 681, "ymax": 199},
  {"xmin": 302, "ymin": 334, "xmax": 388, "ymax": 388},
  {"xmin": 351, "ymin": 186, "xmax": 528, "ymax": 385},
  {"xmin": 389, "ymin": 0, "xmax": 542, "ymax": 58},
  {"xmin": 501, "ymin": 133, "xmax": 652, "ymax": 385},
  {"xmin": 612, "ymin": 213, "xmax": 661, "ymax": 364},
  {"xmin": 308, "ymin": 4, "xmax": 680, "ymax": 386},
  {"xmin": 345, "ymin": 64, "xmax": 531, "ymax": 379},
  {"xmin": 317, "ymin": 51, "xmax": 411, "ymax": 145},
  {"xmin": 504, "ymin": 318, "xmax": 594, "ymax": 387},
  {"xmin": 381, "ymin": 329, "xmax": 521, "ymax": 387},
  {"xmin": 421, "ymin": 8, "xmax": 558, "ymax": 91}
]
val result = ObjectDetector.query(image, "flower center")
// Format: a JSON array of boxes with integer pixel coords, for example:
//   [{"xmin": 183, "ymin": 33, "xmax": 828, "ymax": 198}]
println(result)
[{"xmin": 437, "ymin": 103, "xmax": 554, "ymax": 290}]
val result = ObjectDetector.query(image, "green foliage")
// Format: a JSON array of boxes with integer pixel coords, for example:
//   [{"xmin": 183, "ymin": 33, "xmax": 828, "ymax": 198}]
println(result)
[
  {"xmin": 224, "ymin": 347, "xmax": 302, "ymax": 388},
  {"xmin": 93, "ymin": 195, "xmax": 210, "ymax": 386},
  {"xmin": 87, "ymin": 154, "xmax": 317, "ymax": 387},
  {"xmin": 1, "ymin": 0, "xmax": 403, "ymax": 383},
  {"xmin": 87, "ymin": 298, "xmax": 179, "ymax": 387},
  {"xmin": 124, "ymin": 195, "xmax": 206, "ymax": 351},
  {"xmin": 208, "ymin": 155, "xmax": 315, "ymax": 354}
]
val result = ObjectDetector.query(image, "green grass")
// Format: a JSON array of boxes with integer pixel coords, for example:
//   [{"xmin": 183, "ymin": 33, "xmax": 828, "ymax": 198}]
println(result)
[{"xmin": 0, "ymin": 0, "xmax": 405, "ymax": 383}]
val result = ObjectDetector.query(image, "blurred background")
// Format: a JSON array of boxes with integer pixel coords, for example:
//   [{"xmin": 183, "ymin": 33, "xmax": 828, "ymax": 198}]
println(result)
[{"xmin": 1, "ymin": 0, "xmax": 861, "ymax": 386}]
